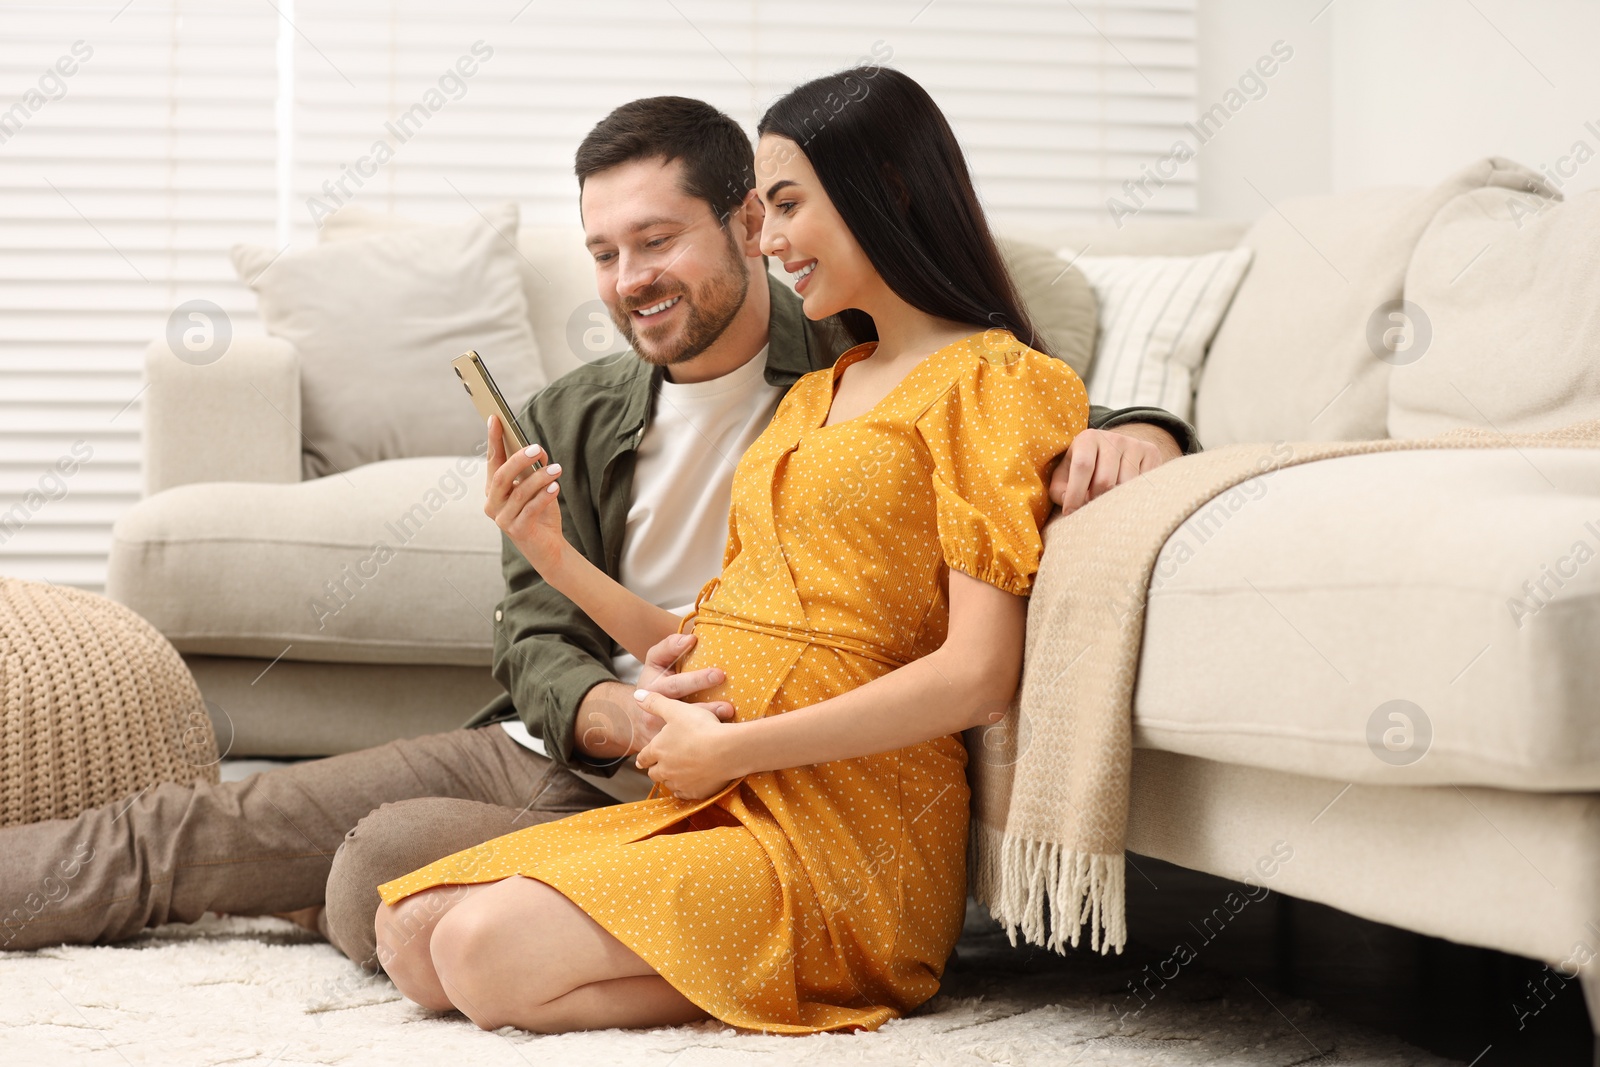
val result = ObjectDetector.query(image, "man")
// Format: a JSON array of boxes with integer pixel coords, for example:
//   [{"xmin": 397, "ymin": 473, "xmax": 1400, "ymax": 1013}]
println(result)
[{"xmin": 0, "ymin": 97, "xmax": 1198, "ymax": 973}]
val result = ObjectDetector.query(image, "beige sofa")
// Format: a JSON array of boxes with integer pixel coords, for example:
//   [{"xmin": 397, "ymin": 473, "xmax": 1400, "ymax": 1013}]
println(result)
[{"xmin": 106, "ymin": 157, "xmax": 1600, "ymax": 1044}]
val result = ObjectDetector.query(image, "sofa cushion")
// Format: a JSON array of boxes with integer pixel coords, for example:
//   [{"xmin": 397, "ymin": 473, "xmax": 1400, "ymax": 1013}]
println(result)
[
  {"xmin": 1074, "ymin": 248, "xmax": 1253, "ymax": 422},
  {"xmin": 1390, "ymin": 185, "xmax": 1597, "ymax": 438},
  {"xmin": 234, "ymin": 203, "xmax": 545, "ymax": 479},
  {"xmin": 514, "ymin": 223, "xmax": 623, "ymax": 384},
  {"xmin": 106, "ymin": 457, "xmax": 502, "ymax": 666},
  {"xmin": 1132, "ymin": 447, "xmax": 1600, "ymax": 791},
  {"xmin": 317, "ymin": 208, "xmax": 604, "ymax": 389},
  {"xmin": 1192, "ymin": 157, "xmax": 1552, "ymax": 448},
  {"xmin": 991, "ymin": 236, "xmax": 1098, "ymax": 380}
]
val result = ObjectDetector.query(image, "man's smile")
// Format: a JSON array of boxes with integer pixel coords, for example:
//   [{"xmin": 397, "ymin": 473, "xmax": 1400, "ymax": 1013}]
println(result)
[{"xmin": 632, "ymin": 295, "xmax": 682, "ymax": 321}]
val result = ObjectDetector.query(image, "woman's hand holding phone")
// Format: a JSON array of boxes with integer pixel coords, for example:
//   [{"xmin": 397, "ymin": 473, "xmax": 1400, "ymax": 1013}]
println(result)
[
  {"xmin": 485, "ymin": 413, "xmax": 567, "ymax": 574},
  {"xmin": 483, "ymin": 413, "xmax": 687, "ymax": 666}
]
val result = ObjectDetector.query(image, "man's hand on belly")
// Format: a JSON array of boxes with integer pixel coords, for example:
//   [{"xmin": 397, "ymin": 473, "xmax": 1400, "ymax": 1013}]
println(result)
[{"xmin": 573, "ymin": 632, "xmax": 735, "ymax": 763}]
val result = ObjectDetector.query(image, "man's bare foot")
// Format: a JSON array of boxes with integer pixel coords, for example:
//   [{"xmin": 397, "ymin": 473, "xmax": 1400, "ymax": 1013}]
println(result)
[{"xmin": 271, "ymin": 905, "xmax": 330, "ymax": 941}]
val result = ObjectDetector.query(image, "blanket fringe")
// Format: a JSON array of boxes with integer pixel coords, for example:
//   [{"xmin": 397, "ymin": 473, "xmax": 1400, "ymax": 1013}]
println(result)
[{"xmin": 968, "ymin": 820, "xmax": 1126, "ymax": 956}]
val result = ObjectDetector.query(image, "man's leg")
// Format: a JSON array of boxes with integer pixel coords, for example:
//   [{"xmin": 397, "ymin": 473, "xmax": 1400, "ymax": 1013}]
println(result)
[
  {"xmin": 321, "ymin": 794, "xmax": 594, "ymax": 974},
  {"xmin": 0, "ymin": 724, "xmax": 614, "ymax": 952}
]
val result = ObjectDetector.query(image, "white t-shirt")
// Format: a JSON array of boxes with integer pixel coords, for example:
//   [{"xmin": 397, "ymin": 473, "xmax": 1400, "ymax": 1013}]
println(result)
[{"xmin": 502, "ymin": 345, "xmax": 786, "ymax": 801}]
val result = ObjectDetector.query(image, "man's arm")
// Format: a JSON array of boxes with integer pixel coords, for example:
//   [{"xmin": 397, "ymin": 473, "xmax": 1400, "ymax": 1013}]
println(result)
[
  {"xmin": 1051, "ymin": 403, "xmax": 1200, "ymax": 515},
  {"xmin": 1086, "ymin": 402, "xmax": 1201, "ymax": 457},
  {"xmin": 489, "ymin": 397, "xmax": 632, "ymax": 776},
  {"xmin": 496, "ymin": 539, "xmax": 729, "ymax": 775},
  {"xmin": 1095, "ymin": 420, "xmax": 1182, "ymax": 463},
  {"xmin": 489, "ymin": 397, "xmax": 731, "ymax": 776},
  {"xmin": 492, "ymin": 536, "xmax": 631, "ymax": 775}
]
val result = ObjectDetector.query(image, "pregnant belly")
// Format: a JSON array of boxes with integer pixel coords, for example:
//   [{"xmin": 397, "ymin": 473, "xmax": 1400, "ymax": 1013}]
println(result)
[{"xmin": 679, "ymin": 616, "xmax": 894, "ymax": 723}]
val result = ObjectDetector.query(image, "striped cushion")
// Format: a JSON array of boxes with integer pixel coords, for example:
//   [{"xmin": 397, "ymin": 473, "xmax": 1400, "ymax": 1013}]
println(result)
[{"xmin": 1068, "ymin": 248, "xmax": 1253, "ymax": 420}]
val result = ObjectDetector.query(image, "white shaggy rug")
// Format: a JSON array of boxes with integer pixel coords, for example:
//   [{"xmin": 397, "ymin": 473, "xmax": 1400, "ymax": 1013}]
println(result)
[{"xmin": 0, "ymin": 904, "xmax": 1463, "ymax": 1066}]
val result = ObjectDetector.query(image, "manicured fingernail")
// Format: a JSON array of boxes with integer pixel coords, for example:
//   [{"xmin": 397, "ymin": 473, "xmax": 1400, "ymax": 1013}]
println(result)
[
  {"xmin": 524, "ymin": 444, "xmax": 540, "ymax": 457},
  {"xmin": 633, "ymin": 688, "xmax": 648, "ymax": 701},
  {"xmin": 547, "ymin": 463, "xmax": 561, "ymax": 474},
  {"xmin": 545, "ymin": 483, "xmax": 558, "ymax": 494}
]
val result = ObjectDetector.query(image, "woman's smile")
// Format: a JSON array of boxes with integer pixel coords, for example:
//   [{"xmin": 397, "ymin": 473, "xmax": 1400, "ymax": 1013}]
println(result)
[{"xmin": 786, "ymin": 258, "xmax": 817, "ymax": 294}]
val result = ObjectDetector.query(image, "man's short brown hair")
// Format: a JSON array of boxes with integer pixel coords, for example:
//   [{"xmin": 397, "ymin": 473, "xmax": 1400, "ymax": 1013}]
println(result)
[{"xmin": 574, "ymin": 96, "xmax": 754, "ymax": 227}]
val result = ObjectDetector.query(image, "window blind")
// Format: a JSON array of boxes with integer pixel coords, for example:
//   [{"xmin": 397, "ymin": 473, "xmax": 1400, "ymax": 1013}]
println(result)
[
  {"xmin": 0, "ymin": 0, "xmax": 280, "ymax": 589},
  {"xmin": 285, "ymin": 0, "xmax": 1198, "ymax": 237},
  {"xmin": 0, "ymin": 0, "xmax": 1196, "ymax": 591}
]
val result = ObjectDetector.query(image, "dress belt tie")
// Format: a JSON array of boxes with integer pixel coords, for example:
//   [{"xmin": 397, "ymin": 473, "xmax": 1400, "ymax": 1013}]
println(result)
[{"xmin": 676, "ymin": 577, "xmax": 910, "ymax": 670}]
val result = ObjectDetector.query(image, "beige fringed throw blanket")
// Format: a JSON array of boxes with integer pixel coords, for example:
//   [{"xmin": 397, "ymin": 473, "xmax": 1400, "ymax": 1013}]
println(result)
[{"xmin": 967, "ymin": 415, "xmax": 1600, "ymax": 955}]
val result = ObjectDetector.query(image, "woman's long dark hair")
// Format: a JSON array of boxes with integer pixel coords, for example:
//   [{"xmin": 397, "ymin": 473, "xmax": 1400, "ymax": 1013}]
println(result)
[{"xmin": 757, "ymin": 66, "xmax": 1043, "ymax": 351}]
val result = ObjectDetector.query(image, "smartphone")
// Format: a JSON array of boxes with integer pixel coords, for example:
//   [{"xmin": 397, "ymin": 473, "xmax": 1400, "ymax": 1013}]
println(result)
[{"xmin": 451, "ymin": 350, "xmax": 542, "ymax": 469}]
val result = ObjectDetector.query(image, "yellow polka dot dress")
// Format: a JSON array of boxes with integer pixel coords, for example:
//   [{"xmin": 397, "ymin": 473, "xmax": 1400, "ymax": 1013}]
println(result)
[{"xmin": 377, "ymin": 329, "xmax": 1090, "ymax": 1034}]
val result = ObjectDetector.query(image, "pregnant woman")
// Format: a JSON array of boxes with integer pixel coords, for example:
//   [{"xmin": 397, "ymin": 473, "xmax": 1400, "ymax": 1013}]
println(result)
[{"xmin": 373, "ymin": 67, "xmax": 1090, "ymax": 1035}]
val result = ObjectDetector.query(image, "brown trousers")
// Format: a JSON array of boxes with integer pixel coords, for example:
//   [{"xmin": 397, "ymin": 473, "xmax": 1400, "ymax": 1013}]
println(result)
[{"xmin": 0, "ymin": 723, "xmax": 616, "ymax": 972}]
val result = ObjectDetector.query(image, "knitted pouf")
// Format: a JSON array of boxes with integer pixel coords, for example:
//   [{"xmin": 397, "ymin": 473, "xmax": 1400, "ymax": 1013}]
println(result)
[{"xmin": 0, "ymin": 576, "xmax": 220, "ymax": 828}]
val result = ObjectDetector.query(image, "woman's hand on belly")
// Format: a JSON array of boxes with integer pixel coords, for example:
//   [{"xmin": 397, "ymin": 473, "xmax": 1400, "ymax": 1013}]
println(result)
[{"xmin": 632, "ymin": 690, "xmax": 742, "ymax": 801}]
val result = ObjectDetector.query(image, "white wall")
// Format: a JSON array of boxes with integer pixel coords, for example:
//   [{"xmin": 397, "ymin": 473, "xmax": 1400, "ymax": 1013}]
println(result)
[
  {"xmin": 1194, "ymin": 0, "xmax": 1600, "ymax": 221},
  {"xmin": 1330, "ymin": 0, "xmax": 1600, "ymax": 197},
  {"xmin": 1194, "ymin": 0, "xmax": 1333, "ymax": 222}
]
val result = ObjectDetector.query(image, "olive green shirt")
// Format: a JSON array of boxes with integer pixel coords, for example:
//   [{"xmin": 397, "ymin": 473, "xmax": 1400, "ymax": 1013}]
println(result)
[{"xmin": 462, "ymin": 273, "xmax": 1201, "ymax": 775}]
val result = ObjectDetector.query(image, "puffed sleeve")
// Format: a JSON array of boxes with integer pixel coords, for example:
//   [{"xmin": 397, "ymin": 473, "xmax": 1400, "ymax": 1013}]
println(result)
[{"xmin": 913, "ymin": 339, "xmax": 1090, "ymax": 596}]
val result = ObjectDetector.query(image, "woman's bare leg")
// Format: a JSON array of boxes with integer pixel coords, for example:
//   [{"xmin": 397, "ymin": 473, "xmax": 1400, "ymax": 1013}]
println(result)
[
  {"xmin": 373, "ymin": 881, "xmax": 485, "ymax": 1011},
  {"xmin": 426, "ymin": 874, "xmax": 708, "ymax": 1032}
]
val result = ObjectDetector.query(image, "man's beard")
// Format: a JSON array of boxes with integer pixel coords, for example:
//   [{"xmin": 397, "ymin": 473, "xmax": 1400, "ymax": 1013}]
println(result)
[{"xmin": 612, "ymin": 233, "xmax": 750, "ymax": 367}]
